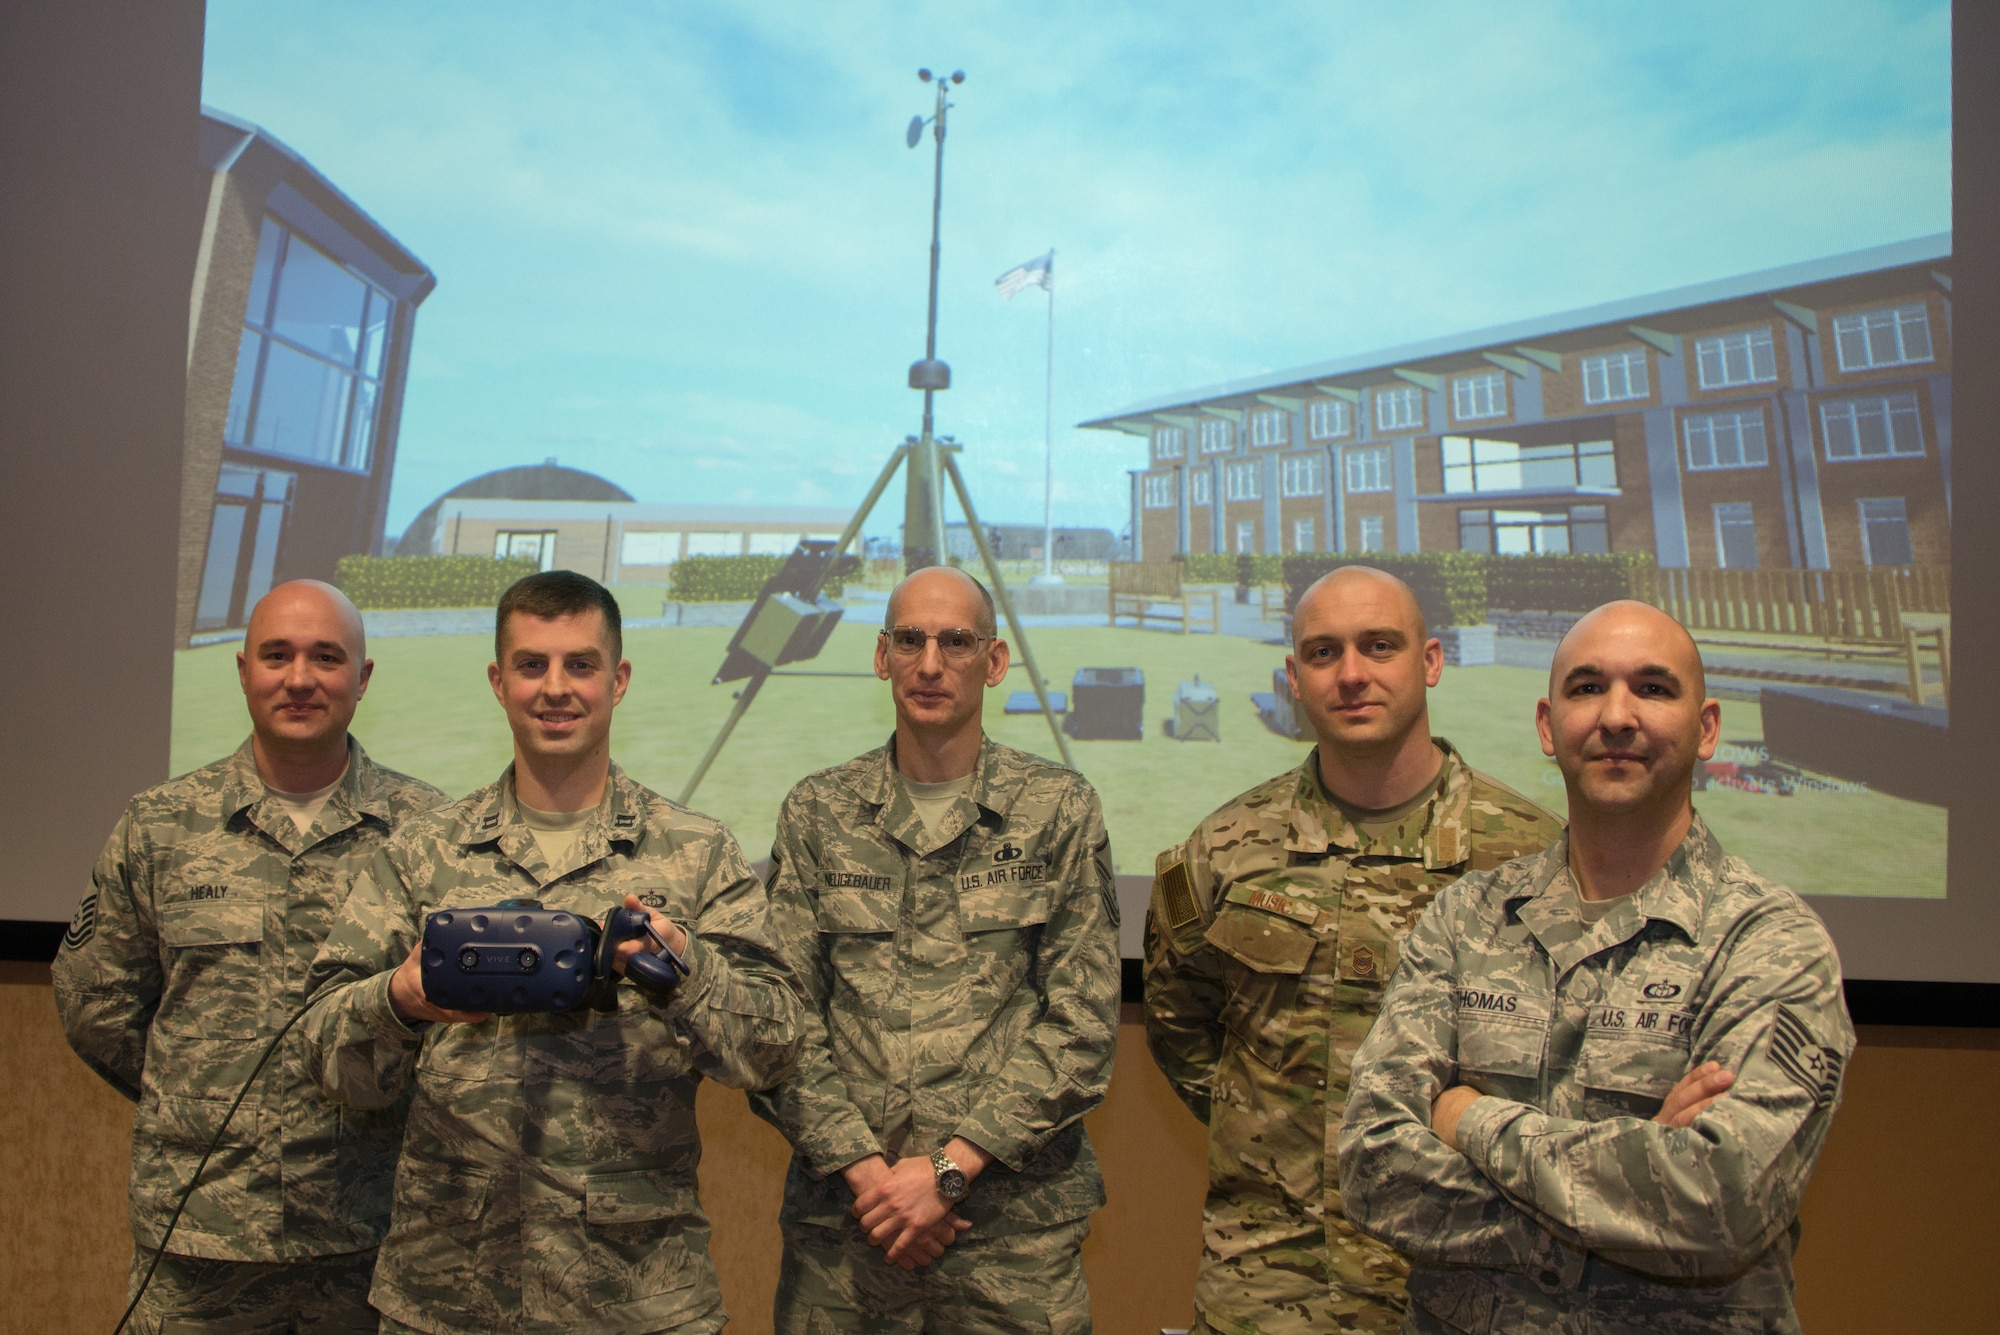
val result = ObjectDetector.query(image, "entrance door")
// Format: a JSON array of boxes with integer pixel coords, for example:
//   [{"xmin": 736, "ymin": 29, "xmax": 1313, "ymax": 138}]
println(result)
[{"xmin": 195, "ymin": 466, "xmax": 296, "ymax": 631}]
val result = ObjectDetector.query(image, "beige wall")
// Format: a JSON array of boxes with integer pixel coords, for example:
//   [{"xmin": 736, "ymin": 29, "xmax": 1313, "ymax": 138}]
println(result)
[{"xmin": 5, "ymin": 969, "xmax": 1993, "ymax": 1335}]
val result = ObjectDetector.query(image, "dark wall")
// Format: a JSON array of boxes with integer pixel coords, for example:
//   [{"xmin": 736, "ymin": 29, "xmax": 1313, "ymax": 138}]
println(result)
[{"xmin": 0, "ymin": 0, "xmax": 206, "ymax": 922}]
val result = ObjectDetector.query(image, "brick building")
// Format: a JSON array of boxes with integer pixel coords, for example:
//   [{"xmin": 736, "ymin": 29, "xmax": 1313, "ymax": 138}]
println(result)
[
  {"xmin": 178, "ymin": 107, "xmax": 434, "ymax": 645},
  {"xmin": 1087, "ymin": 235, "xmax": 1950, "ymax": 572}
]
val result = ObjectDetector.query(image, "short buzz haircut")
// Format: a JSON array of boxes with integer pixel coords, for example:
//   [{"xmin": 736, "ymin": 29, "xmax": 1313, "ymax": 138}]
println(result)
[
  {"xmin": 885, "ymin": 566, "xmax": 998, "ymax": 639},
  {"xmin": 496, "ymin": 570, "xmax": 623, "ymax": 662}
]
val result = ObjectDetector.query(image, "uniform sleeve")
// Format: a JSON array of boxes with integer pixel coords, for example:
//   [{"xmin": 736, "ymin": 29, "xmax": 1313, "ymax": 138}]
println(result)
[
  {"xmin": 748, "ymin": 789, "xmax": 889, "ymax": 1178},
  {"xmin": 1336, "ymin": 887, "xmax": 1552, "ymax": 1273},
  {"xmin": 51, "ymin": 808, "xmax": 159, "ymax": 1101},
  {"xmin": 1141, "ymin": 832, "xmax": 1227, "ymax": 1123},
  {"xmin": 1450, "ymin": 900, "xmax": 1852, "ymax": 1279},
  {"xmin": 949, "ymin": 781, "xmax": 1121, "ymax": 1172},
  {"xmin": 649, "ymin": 825, "xmax": 802, "ymax": 1092},
  {"xmin": 298, "ymin": 849, "xmax": 427, "ymax": 1111}
]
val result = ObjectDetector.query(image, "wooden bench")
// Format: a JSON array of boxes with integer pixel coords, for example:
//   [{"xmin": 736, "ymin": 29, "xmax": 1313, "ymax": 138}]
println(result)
[{"xmin": 1108, "ymin": 562, "xmax": 1220, "ymax": 634}]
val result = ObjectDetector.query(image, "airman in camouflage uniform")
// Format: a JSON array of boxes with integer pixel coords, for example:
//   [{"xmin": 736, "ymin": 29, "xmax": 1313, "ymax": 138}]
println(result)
[
  {"xmin": 53, "ymin": 580, "xmax": 444, "ymax": 1333},
  {"xmin": 1337, "ymin": 601, "xmax": 1851, "ymax": 1333},
  {"xmin": 1145, "ymin": 566, "xmax": 1561, "ymax": 1334},
  {"xmin": 752, "ymin": 567, "xmax": 1120, "ymax": 1334},
  {"xmin": 301, "ymin": 572, "xmax": 802, "ymax": 1335}
]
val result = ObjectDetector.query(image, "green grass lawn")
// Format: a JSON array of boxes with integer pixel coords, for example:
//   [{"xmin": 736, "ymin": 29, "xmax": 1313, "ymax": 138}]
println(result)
[{"xmin": 173, "ymin": 622, "xmax": 1944, "ymax": 898}]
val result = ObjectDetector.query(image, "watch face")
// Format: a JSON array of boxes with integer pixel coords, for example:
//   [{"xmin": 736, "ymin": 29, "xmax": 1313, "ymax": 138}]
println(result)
[{"xmin": 938, "ymin": 1167, "xmax": 968, "ymax": 1199}]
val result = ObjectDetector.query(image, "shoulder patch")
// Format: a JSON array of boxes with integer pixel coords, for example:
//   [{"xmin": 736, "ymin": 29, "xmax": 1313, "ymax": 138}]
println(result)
[
  {"xmin": 1157, "ymin": 860, "xmax": 1199, "ymax": 933},
  {"xmin": 63, "ymin": 893, "xmax": 97, "ymax": 950},
  {"xmin": 1770, "ymin": 1005, "xmax": 1843, "ymax": 1109}
]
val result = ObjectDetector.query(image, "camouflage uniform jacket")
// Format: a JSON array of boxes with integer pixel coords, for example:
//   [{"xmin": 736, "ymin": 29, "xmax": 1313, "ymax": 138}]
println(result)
[
  {"xmin": 52, "ymin": 737, "xmax": 443, "ymax": 1261},
  {"xmin": 300, "ymin": 763, "xmax": 802, "ymax": 1335},
  {"xmin": 1145, "ymin": 742, "xmax": 1560, "ymax": 1329},
  {"xmin": 1336, "ymin": 815, "xmax": 1853, "ymax": 1335},
  {"xmin": 750, "ymin": 735, "xmax": 1121, "ymax": 1238}
]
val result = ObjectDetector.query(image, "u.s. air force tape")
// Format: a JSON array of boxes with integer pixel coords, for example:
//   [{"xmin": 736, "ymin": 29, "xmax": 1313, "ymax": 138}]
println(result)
[
  {"xmin": 64, "ymin": 893, "xmax": 97, "ymax": 950},
  {"xmin": 1157, "ymin": 861, "xmax": 1198, "ymax": 932}
]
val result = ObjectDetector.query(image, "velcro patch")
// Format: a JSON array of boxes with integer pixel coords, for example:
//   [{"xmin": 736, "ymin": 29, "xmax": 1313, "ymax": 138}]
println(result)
[
  {"xmin": 1770, "ymin": 1005, "xmax": 1843, "ymax": 1109},
  {"xmin": 1157, "ymin": 861, "xmax": 1198, "ymax": 932},
  {"xmin": 63, "ymin": 893, "xmax": 97, "ymax": 951}
]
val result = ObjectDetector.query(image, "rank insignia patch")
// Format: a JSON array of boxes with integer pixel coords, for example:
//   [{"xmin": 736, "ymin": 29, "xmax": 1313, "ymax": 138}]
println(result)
[
  {"xmin": 1770, "ymin": 1005, "xmax": 1843, "ymax": 1109},
  {"xmin": 63, "ymin": 893, "xmax": 97, "ymax": 951}
]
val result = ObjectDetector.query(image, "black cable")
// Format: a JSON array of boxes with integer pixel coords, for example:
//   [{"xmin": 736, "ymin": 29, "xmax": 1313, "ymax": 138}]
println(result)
[{"xmin": 112, "ymin": 989, "xmax": 327, "ymax": 1335}]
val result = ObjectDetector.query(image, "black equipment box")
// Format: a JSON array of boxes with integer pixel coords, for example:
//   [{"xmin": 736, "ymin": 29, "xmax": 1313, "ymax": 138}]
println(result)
[{"xmin": 1064, "ymin": 667, "xmax": 1144, "ymax": 741}]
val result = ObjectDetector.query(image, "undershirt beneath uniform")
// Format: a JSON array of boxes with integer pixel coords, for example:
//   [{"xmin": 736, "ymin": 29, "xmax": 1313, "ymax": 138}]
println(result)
[
  {"xmin": 518, "ymin": 800, "xmax": 594, "ymax": 869},
  {"xmin": 269, "ymin": 766, "xmax": 349, "ymax": 834},
  {"xmin": 901, "ymin": 772, "xmax": 976, "ymax": 840}
]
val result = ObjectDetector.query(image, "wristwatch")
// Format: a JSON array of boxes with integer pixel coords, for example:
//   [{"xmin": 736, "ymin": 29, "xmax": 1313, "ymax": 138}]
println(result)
[{"xmin": 930, "ymin": 1148, "xmax": 969, "ymax": 1202}]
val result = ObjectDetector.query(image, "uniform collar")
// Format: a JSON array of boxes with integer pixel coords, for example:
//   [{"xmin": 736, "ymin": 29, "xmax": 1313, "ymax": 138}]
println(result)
[
  {"xmin": 1283, "ymin": 739, "xmax": 1473, "ymax": 869},
  {"xmin": 454, "ymin": 762, "xmax": 647, "ymax": 880},
  {"xmin": 855, "ymin": 733, "xmax": 1014, "ymax": 856},
  {"xmin": 1510, "ymin": 813, "xmax": 1719, "ymax": 975},
  {"xmin": 221, "ymin": 735, "xmax": 390, "ymax": 846}
]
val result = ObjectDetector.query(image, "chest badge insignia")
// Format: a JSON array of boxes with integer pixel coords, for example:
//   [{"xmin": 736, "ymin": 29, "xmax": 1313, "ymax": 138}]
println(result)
[
  {"xmin": 1642, "ymin": 980, "xmax": 1682, "ymax": 1000},
  {"xmin": 994, "ymin": 842, "xmax": 1022, "ymax": 863}
]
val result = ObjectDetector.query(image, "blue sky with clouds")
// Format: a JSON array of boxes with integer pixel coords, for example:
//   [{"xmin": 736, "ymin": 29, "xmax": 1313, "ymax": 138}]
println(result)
[{"xmin": 202, "ymin": 0, "xmax": 1950, "ymax": 542}]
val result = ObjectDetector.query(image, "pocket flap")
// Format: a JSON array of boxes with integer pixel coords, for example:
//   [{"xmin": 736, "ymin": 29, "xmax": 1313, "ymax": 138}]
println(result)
[
  {"xmin": 958, "ymin": 883, "xmax": 1051, "ymax": 933},
  {"xmin": 1204, "ymin": 886, "xmax": 1318, "ymax": 975},
  {"xmin": 1455, "ymin": 995, "xmax": 1551, "ymax": 1078},
  {"xmin": 814, "ymin": 885, "xmax": 897, "ymax": 934},
  {"xmin": 158, "ymin": 896, "xmax": 263, "ymax": 947},
  {"xmin": 585, "ymin": 1169, "xmax": 690, "ymax": 1224}
]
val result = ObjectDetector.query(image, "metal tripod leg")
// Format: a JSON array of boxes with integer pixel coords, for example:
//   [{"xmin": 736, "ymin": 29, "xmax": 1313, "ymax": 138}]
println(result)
[{"xmin": 942, "ymin": 451, "xmax": 1077, "ymax": 770}]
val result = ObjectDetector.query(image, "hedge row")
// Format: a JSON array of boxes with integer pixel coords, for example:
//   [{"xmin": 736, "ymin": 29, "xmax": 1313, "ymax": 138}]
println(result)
[
  {"xmin": 334, "ymin": 555, "xmax": 540, "ymax": 610},
  {"xmin": 1180, "ymin": 552, "xmax": 1285, "ymax": 583},
  {"xmin": 667, "ymin": 554, "xmax": 855, "ymax": 603},
  {"xmin": 1280, "ymin": 551, "xmax": 1654, "ymax": 626}
]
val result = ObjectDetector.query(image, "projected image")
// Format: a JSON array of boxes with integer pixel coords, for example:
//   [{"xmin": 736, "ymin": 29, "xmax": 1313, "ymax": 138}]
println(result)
[{"xmin": 174, "ymin": 1, "xmax": 1951, "ymax": 909}]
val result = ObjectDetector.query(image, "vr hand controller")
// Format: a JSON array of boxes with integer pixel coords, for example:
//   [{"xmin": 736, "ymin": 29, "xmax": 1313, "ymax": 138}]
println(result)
[{"xmin": 420, "ymin": 900, "xmax": 690, "ymax": 1014}]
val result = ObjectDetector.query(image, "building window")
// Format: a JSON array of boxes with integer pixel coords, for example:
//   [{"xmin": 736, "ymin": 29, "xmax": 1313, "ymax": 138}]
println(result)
[
  {"xmin": 1357, "ymin": 515, "xmax": 1385, "ymax": 552},
  {"xmin": 1833, "ymin": 303, "xmax": 1934, "ymax": 372},
  {"xmin": 685, "ymin": 532, "xmax": 743, "ymax": 556},
  {"xmin": 1235, "ymin": 520, "xmax": 1257, "ymax": 553},
  {"xmin": 195, "ymin": 466, "xmax": 296, "ymax": 632},
  {"xmin": 1374, "ymin": 384, "xmax": 1423, "ymax": 432},
  {"xmin": 1292, "ymin": 517, "xmax": 1315, "ymax": 552},
  {"xmin": 1309, "ymin": 398, "xmax": 1352, "ymax": 439},
  {"xmin": 1199, "ymin": 418, "xmax": 1235, "ymax": 454},
  {"xmin": 1582, "ymin": 348, "xmax": 1650, "ymax": 404},
  {"xmin": 1190, "ymin": 469, "xmax": 1213, "ymax": 505},
  {"xmin": 620, "ymin": 531, "xmax": 682, "ymax": 564},
  {"xmin": 1858, "ymin": 498, "xmax": 1914, "ymax": 565},
  {"xmin": 748, "ymin": 533, "xmax": 803, "ymax": 556},
  {"xmin": 1694, "ymin": 327, "xmax": 1777, "ymax": 390},
  {"xmin": 1280, "ymin": 453, "xmax": 1325, "ymax": 497},
  {"xmin": 1442, "ymin": 436, "xmax": 1616, "ymax": 494},
  {"xmin": 224, "ymin": 217, "xmax": 393, "ymax": 474},
  {"xmin": 1714, "ymin": 503, "xmax": 1758, "ymax": 569},
  {"xmin": 1452, "ymin": 371, "xmax": 1506, "ymax": 421},
  {"xmin": 1458, "ymin": 506, "xmax": 1608, "ymax": 556},
  {"xmin": 1142, "ymin": 473, "xmax": 1177, "ymax": 509},
  {"xmin": 1153, "ymin": 426, "xmax": 1186, "ymax": 460},
  {"xmin": 496, "ymin": 531, "xmax": 557, "ymax": 570},
  {"xmin": 1344, "ymin": 446, "xmax": 1392, "ymax": 493},
  {"xmin": 1683, "ymin": 409, "xmax": 1770, "ymax": 470},
  {"xmin": 1822, "ymin": 394, "xmax": 1925, "ymax": 461},
  {"xmin": 1224, "ymin": 460, "xmax": 1262, "ymax": 502},
  {"xmin": 1249, "ymin": 409, "xmax": 1289, "ymax": 447}
]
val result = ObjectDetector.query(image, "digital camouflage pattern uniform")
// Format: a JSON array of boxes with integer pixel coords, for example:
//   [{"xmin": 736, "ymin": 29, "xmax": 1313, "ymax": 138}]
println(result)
[
  {"xmin": 1146, "ymin": 742, "xmax": 1560, "ymax": 1335},
  {"xmin": 1336, "ymin": 815, "xmax": 1853, "ymax": 1335},
  {"xmin": 52, "ymin": 737, "xmax": 443, "ymax": 1332},
  {"xmin": 751, "ymin": 737, "xmax": 1121, "ymax": 1335},
  {"xmin": 300, "ymin": 764, "xmax": 802, "ymax": 1335}
]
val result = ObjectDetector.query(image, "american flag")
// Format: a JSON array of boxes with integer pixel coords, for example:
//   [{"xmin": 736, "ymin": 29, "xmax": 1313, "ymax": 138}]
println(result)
[{"xmin": 995, "ymin": 250, "xmax": 1053, "ymax": 300}]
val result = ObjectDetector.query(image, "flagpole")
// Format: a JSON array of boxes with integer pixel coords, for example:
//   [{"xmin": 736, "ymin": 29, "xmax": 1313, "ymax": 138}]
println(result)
[{"xmin": 1042, "ymin": 255, "xmax": 1055, "ymax": 582}]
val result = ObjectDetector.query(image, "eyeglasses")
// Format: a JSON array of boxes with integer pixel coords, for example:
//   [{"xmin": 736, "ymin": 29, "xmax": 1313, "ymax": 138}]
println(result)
[{"xmin": 879, "ymin": 626, "xmax": 993, "ymax": 659}]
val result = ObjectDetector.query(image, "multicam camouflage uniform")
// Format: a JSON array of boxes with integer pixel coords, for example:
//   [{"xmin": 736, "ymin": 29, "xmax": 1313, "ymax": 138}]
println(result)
[
  {"xmin": 751, "ymin": 737, "xmax": 1121, "ymax": 1335},
  {"xmin": 1336, "ymin": 815, "xmax": 1852, "ymax": 1335},
  {"xmin": 52, "ymin": 738, "xmax": 443, "ymax": 1332},
  {"xmin": 300, "ymin": 763, "xmax": 801, "ymax": 1335},
  {"xmin": 1145, "ymin": 742, "xmax": 1560, "ymax": 1335}
]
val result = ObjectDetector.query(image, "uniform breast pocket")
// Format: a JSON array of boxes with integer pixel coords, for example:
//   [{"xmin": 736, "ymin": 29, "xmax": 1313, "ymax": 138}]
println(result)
[
  {"xmin": 1454, "ymin": 994, "xmax": 1551, "ymax": 1098},
  {"xmin": 1579, "ymin": 1006, "xmax": 1695, "ymax": 1115},
  {"xmin": 957, "ymin": 883, "xmax": 1050, "ymax": 936},
  {"xmin": 814, "ymin": 884, "xmax": 898, "ymax": 1007},
  {"xmin": 155, "ymin": 896, "xmax": 266, "ymax": 1039}
]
